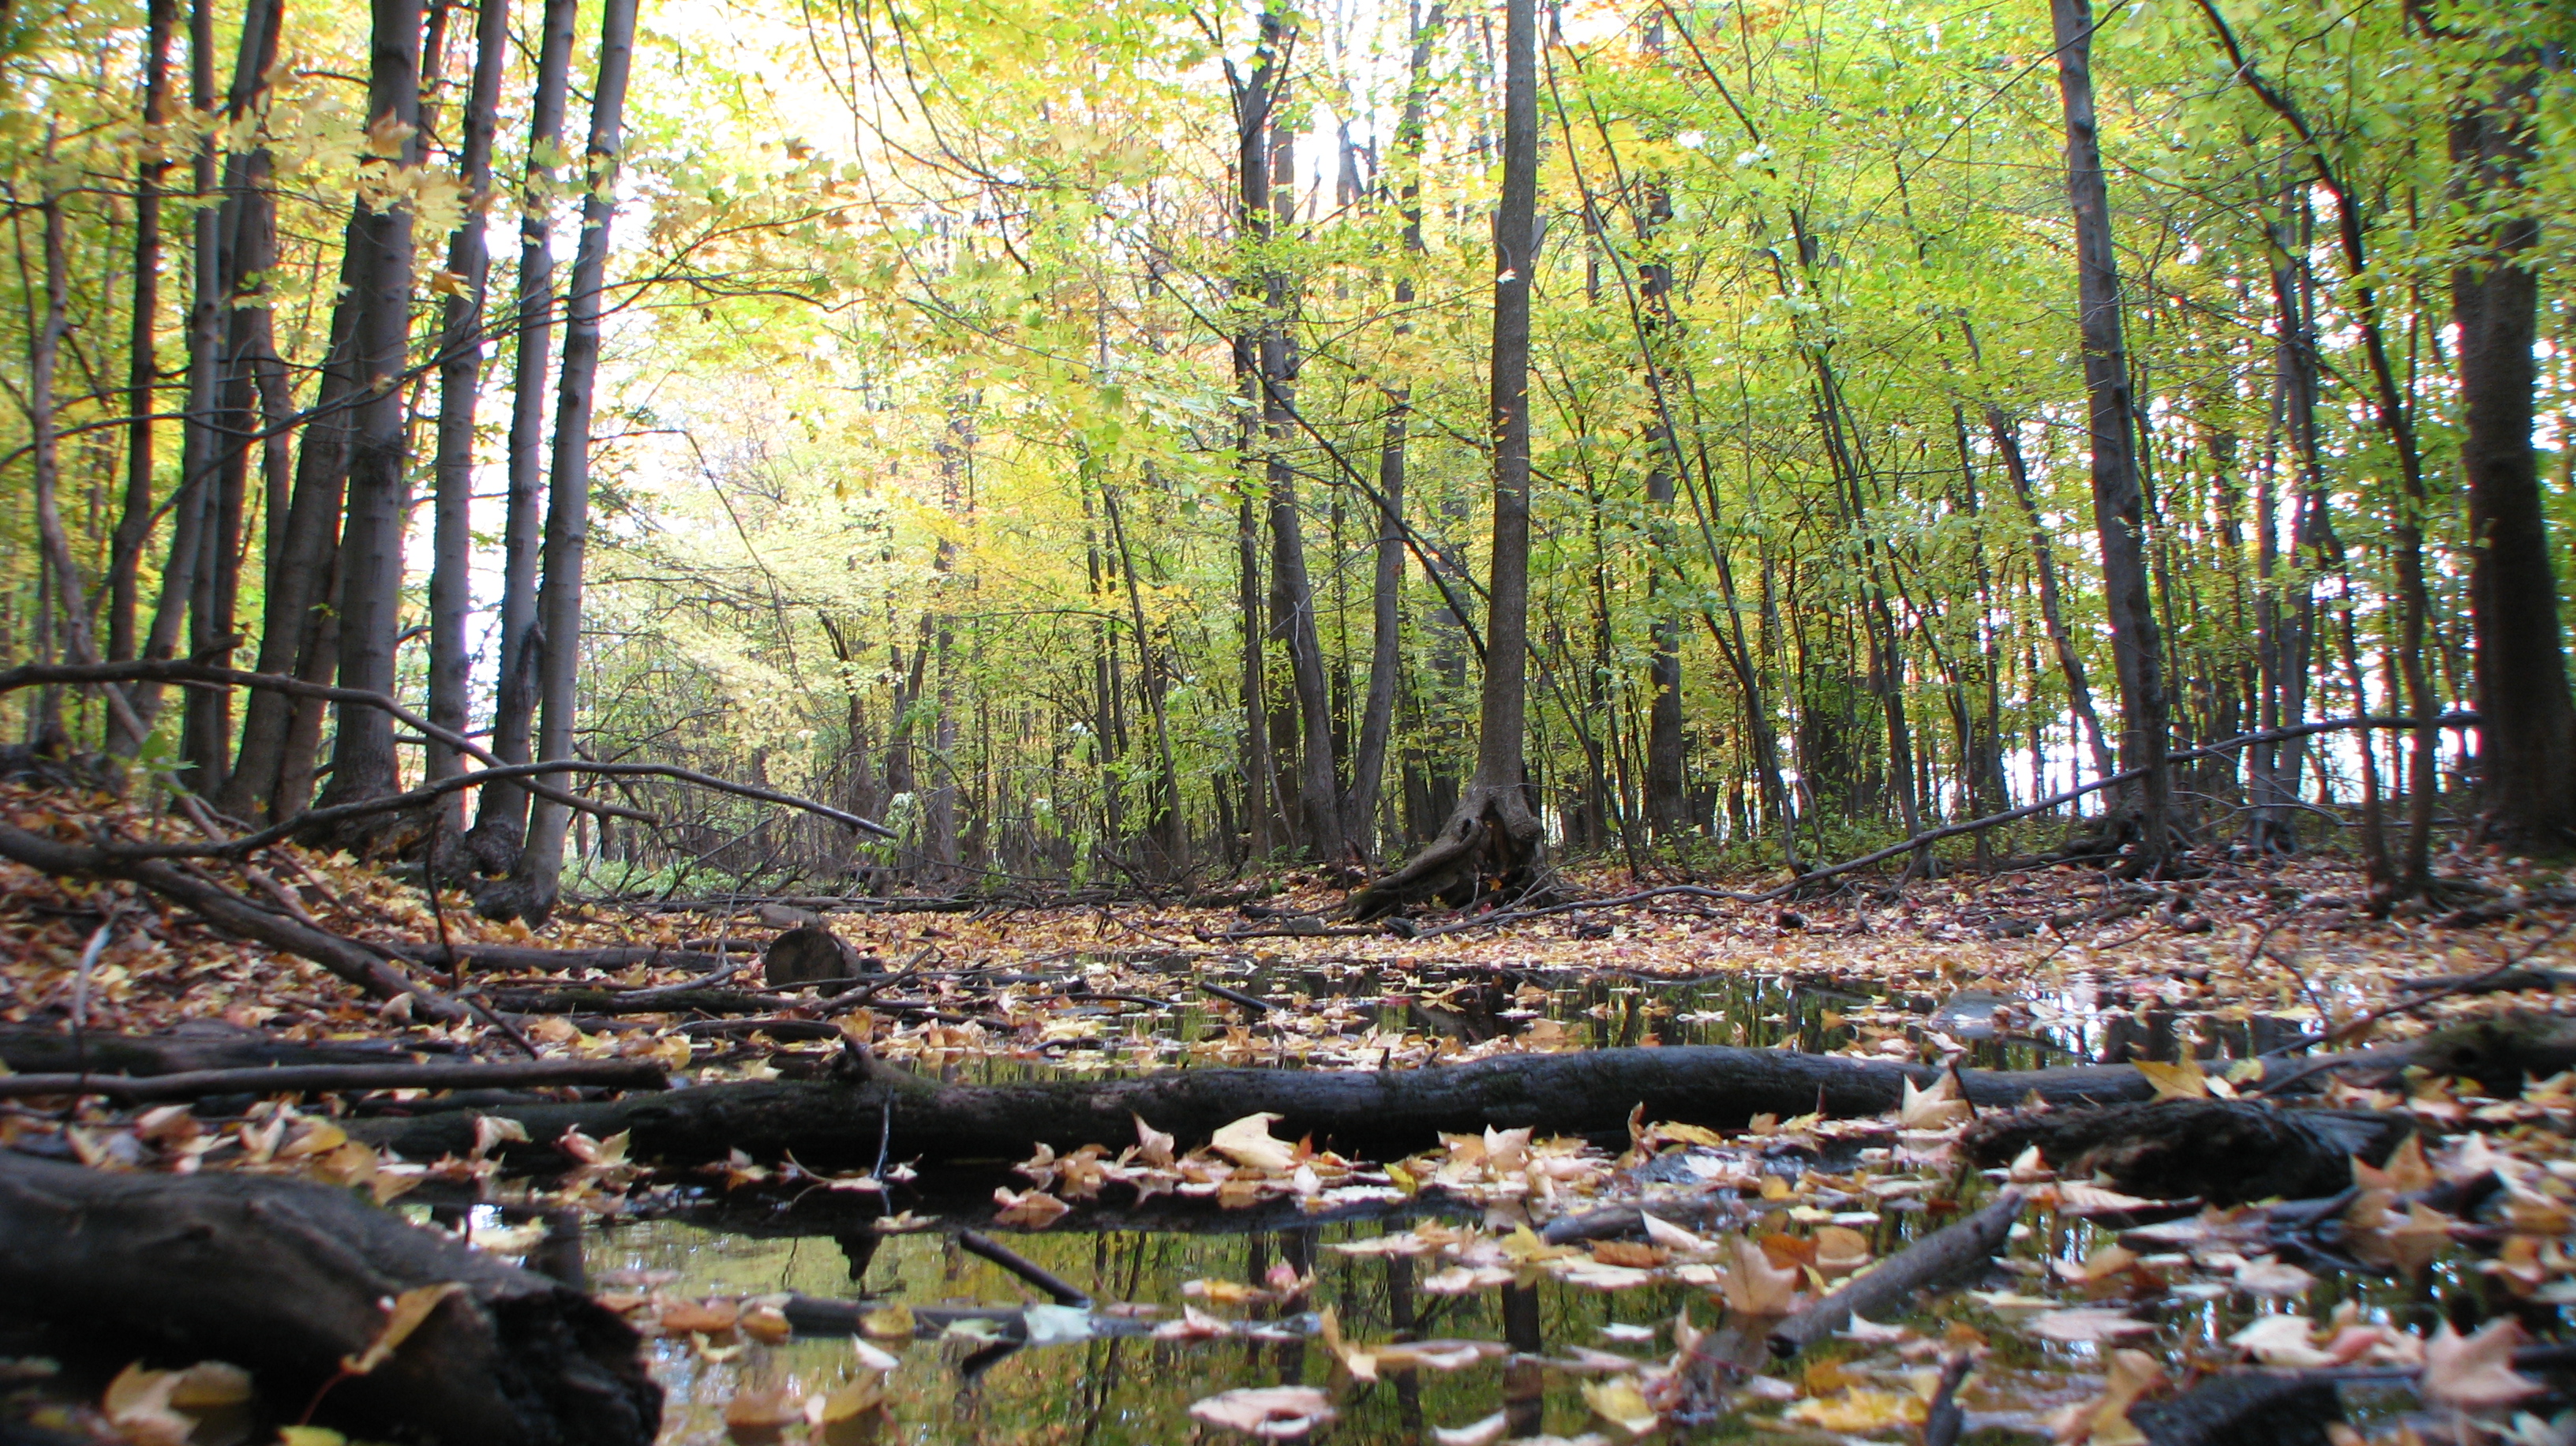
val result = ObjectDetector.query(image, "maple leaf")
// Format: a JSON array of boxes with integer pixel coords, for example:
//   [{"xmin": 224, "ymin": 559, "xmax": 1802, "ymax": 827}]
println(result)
[
  {"xmin": 1900, "ymin": 1072, "xmax": 1971, "ymax": 1129},
  {"xmin": 2423, "ymin": 1320, "xmax": 2544, "ymax": 1410},
  {"xmin": 1208, "ymin": 1112, "xmax": 1297, "ymax": 1171},
  {"xmin": 2050, "ymin": 1348, "xmax": 2162, "ymax": 1445},
  {"xmin": 2132, "ymin": 1057, "xmax": 2207, "ymax": 1100},
  {"xmin": 1718, "ymin": 1235, "xmax": 1801, "ymax": 1316},
  {"xmin": 991, "ymin": 1186, "xmax": 1071, "ymax": 1229}
]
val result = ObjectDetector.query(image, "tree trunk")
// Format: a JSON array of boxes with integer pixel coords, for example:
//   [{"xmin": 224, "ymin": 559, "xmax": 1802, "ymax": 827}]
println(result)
[
  {"xmin": 313, "ymin": 0, "xmax": 428, "ymax": 837},
  {"xmin": 425, "ymin": 0, "xmax": 511, "ymax": 833},
  {"xmin": 513, "ymin": 0, "xmax": 639, "ymax": 922},
  {"xmin": 1343, "ymin": 3, "xmax": 1440, "ymax": 861},
  {"xmin": 129, "ymin": 0, "xmax": 224, "ymax": 755},
  {"xmin": 469, "ymin": 0, "xmax": 577, "ymax": 869},
  {"xmin": 2050, "ymin": 0, "xmax": 2171, "ymax": 869},
  {"xmin": 2453, "ymin": 43, "xmax": 2572, "ymax": 845},
  {"xmin": 1350, "ymin": 0, "xmax": 1540, "ymax": 917},
  {"xmin": 106, "ymin": 0, "xmax": 174, "ymax": 691},
  {"xmin": 1232, "ymin": 8, "xmax": 1285, "ymax": 863}
]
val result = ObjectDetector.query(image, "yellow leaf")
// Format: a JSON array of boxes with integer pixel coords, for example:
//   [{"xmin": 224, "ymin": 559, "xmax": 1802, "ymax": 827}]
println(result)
[
  {"xmin": 342, "ymin": 1282, "xmax": 465, "ymax": 1375},
  {"xmin": 1208, "ymin": 1113, "xmax": 1297, "ymax": 1171},
  {"xmin": 2133, "ymin": 1058, "xmax": 2207, "ymax": 1101},
  {"xmin": 1580, "ymin": 1375, "xmax": 1660, "ymax": 1435},
  {"xmin": 859, "ymin": 1305, "xmax": 915, "ymax": 1340},
  {"xmin": 2353, "ymin": 1134, "xmax": 2432, "ymax": 1193}
]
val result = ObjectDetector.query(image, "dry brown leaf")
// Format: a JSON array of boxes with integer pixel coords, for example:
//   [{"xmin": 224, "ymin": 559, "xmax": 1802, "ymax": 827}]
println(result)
[
  {"xmin": 1187, "ymin": 1384, "xmax": 1337, "ymax": 1438},
  {"xmin": 342, "ymin": 1281, "xmax": 465, "ymax": 1375}
]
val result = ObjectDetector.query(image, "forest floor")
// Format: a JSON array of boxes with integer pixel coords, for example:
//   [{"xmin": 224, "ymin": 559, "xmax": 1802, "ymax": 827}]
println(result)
[{"xmin": 8, "ymin": 778, "xmax": 2576, "ymax": 1445}]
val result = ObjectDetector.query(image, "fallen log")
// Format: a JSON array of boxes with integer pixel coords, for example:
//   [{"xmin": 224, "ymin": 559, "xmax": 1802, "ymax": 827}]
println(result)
[
  {"xmin": 1960, "ymin": 1100, "xmax": 2413, "ymax": 1204},
  {"xmin": 2129, "ymin": 1372, "xmax": 2343, "ymax": 1446},
  {"xmin": 0, "ymin": 1022, "xmax": 426, "ymax": 1077},
  {"xmin": 390, "ymin": 942, "xmax": 732, "ymax": 975},
  {"xmin": 1767, "ymin": 1189, "xmax": 2025, "ymax": 1358},
  {"xmin": 0, "ymin": 1057, "xmax": 669, "ymax": 1103},
  {"xmin": 0, "ymin": 1152, "xmax": 658, "ymax": 1446},
  {"xmin": 356, "ymin": 1045, "xmax": 2204, "ymax": 1171},
  {"xmin": 2394, "ymin": 967, "xmax": 2576, "ymax": 995}
]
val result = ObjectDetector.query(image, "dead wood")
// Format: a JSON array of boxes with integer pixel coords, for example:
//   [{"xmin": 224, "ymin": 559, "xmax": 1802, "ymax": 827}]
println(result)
[
  {"xmin": 0, "ymin": 1023, "xmax": 424, "ymax": 1077},
  {"xmin": 2394, "ymin": 966, "xmax": 2576, "ymax": 995},
  {"xmin": 355, "ymin": 1047, "xmax": 2204, "ymax": 1172},
  {"xmin": 957, "ymin": 1228, "xmax": 1092, "ymax": 1305},
  {"xmin": 0, "ymin": 1152, "xmax": 658, "ymax": 1446},
  {"xmin": 1767, "ymin": 1188, "xmax": 2025, "ymax": 1358},
  {"xmin": 389, "ymin": 941, "xmax": 732, "ymax": 974},
  {"xmin": 0, "ymin": 820, "xmax": 471, "ymax": 1022},
  {"xmin": 2129, "ymin": 1371, "xmax": 2344, "ymax": 1446},
  {"xmin": 0, "ymin": 1057, "xmax": 668, "ymax": 1103},
  {"xmin": 1960, "ymin": 1100, "xmax": 2413, "ymax": 1204}
]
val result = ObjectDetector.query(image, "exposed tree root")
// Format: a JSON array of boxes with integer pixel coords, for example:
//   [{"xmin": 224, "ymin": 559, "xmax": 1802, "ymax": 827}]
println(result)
[{"xmin": 1347, "ymin": 781, "xmax": 1546, "ymax": 920}]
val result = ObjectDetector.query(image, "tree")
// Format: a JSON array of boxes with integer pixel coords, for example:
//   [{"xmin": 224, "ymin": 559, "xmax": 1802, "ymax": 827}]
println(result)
[
  {"xmin": 2050, "ymin": 0, "xmax": 2172, "ymax": 871},
  {"xmin": 509, "ymin": 0, "xmax": 640, "ymax": 923},
  {"xmin": 1350, "ymin": 0, "xmax": 1539, "ymax": 917},
  {"xmin": 2447, "ymin": 19, "xmax": 2574, "ymax": 845},
  {"xmin": 313, "ymin": 0, "xmax": 429, "ymax": 834}
]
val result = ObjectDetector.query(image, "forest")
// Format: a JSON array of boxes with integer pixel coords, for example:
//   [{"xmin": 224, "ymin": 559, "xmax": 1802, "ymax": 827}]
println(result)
[{"xmin": 2, "ymin": 0, "xmax": 2574, "ymax": 1440}]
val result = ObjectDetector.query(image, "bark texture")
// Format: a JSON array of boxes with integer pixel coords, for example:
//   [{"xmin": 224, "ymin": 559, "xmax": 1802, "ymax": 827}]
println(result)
[{"xmin": 0, "ymin": 1153, "xmax": 659, "ymax": 1446}]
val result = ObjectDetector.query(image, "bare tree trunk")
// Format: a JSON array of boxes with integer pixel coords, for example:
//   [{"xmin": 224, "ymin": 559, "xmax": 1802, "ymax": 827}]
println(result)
[
  {"xmin": 129, "ymin": 0, "xmax": 225, "ymax": 757},
  {"xmin": 1351, "ymin": 0, "xmax": 1540, "ymax": 917},
  {"xmin": 1105, "ymin": 478, "xmax": 1186, "ymax": 870},
  {"xmin": 106, "ymin": 0, "xmax": 175, "ymax": 691},
  {"xmin": 1345, "ymin": 9, "xmax": 1440, "ymax": 861},
  {"xmin": 425, "ymin": 0, "xmax": 510, "ymax": 830},
  {"xmin": 468, "ymin": 0, "xmax": 576, "ymax": 868},
  {"xmin": 313, "ymin": 0, "xmax": 428, "ymax": 834},
  {"xmin": 2451, "ymin": 41, "xmax": 2572, "ymax": 845},
  {"xmin": 513, "ymin": 0, "xmax": 638, "ymax": 922},
  {"xmin": 1231, "ymin": 8, "xmax": 1286, "ymax": 863},
  {"xmin": 2050, "ymin": 0, "xmax": 2171, "ymax": 870}
]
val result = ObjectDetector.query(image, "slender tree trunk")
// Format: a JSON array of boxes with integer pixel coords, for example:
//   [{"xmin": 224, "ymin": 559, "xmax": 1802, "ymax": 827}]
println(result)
[
  {"xmin": 1351, "ymin": 0, "xmax": 1539, "ymax": 916},
  {"xmin": 2451, "ymin": 43, "xmax": 2572, "ymax": 844},
  {"xmin": 129, "ymin": 0, "xmax": 224, "ymax": 757},
  {"xmin": 467, "ymin": 0, "xmax": 575, "ymax": 868},
  {"xmin": 513, "ymin": 0, "xmax": 638, "ymax": 921},
  {"xmin": 107, "ymin": 0, "xmax": 175, "ymax": 692},
  {"xmin": 1345, "ymin": 0, "xmax": 1442, "ymax": 860},
  {"xmin": 313, "ymin": 0, "xmax": 428, "ymax": 833},
  {"xmin": 2050, "ymin": 0, "xmax": 2171, "ymax": 869},
  {"xmin": 1638, "ymin": 37, "xmax": 1686, "ymax": 841},
  {"xmin": 1232, "ymin": 7, "xmax": 1285, "ymax": 862},
  {"xmin": 425, "ymin": 0, "xmax": 510, "ymax": 830},
  {"xmin": 1105, "ymin": 478, "xmax": 1186, "ymax": 870}
]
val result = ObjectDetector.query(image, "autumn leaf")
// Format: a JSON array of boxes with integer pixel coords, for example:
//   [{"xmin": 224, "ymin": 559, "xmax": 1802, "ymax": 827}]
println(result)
[
  {"xmin": 1900, "ymin": 1072, "xmax": 1971, "ymax": 1129},
  {"xmin": 2132, "ymin": 1057, "xmax": 2207, "ymax": 1100},
  {"xmin": 1208, "ymin": 1113, "xmax": 1297, "ymax": 1171},
  {"xmin": 1133, "ymin": 1113, "xmax": 1174, "ymax": 1167},
  {"xmin": 1580, "ymin": 1374, "xmax": 1660, "ymax": 1435},
  {"xmin": 2051, "ymin": 1347, "xmax": 2162, "ymax": 1445},
  {"xmin": 992, "ymin": 1186, "xmax": 1071, "ymax": 1228},
  {"xmin": 2422, "ymin": 1319, "xmax": 2544, "ymax": 1410},
  {"xmin": 1718, "ymin": 1235, "xmax": 1801, "ymax": 1316},
  {"xmin": 1186, "ymin": 1384, "xmax": 1336, "ymax": 1438},
  {"xmin": 342, "ymin": 1282, "xmax": 465, "ymax": 1375}
]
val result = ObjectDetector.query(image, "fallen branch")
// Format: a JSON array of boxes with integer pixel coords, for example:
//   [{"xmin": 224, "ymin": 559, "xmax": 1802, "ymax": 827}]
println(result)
[
  {"xmin": 957, "ymin": 1228, "xmax": 1092, "ymax": 1305},
  {"xmin": 392, "ymin": 942, "xmax": 733, "ymax": 975},
  {"xmin": 0, "ymin": 1025, "xmax": 432, "ymax": 1077},
  {"xmin": 0, "ymin": 1152, "xmax": 659, "ymax": 1446},
  {"xmin": 0, "ymin": 821, "xmax": 473, "ymax": 1022},
  {"xmin": 1767, "ymin": 1188, "xmax": 2026, "ymax": 1358},
  {"xmin": 0, "ymin": 1057, "xmax": 669, "ymax": 1103}
]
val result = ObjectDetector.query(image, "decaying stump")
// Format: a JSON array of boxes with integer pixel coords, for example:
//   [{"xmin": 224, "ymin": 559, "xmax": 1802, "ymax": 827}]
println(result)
[
  {"xmin": 760, "ymin": 923, "xmax": 876, "ymax": 991},
  {"xmin": 1961, "ymin": 1099, "xmax": 2413, "ymax": 1204},
  {"xmin": 0, "ymin": 1152, "xmax": 658, "ymax": 1446}
]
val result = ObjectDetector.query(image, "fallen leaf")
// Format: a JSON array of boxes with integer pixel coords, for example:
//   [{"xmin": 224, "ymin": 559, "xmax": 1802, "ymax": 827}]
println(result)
[
  {"xmin": 1579, "ymin": 1375, "xmax": 1658, "ymax": 1435},
  {"xmin": 992, "ymin": 1186, "xmax": 1072, "ymax": 1229},
  {"xmin": 2133, "ymin": 1058, "xmax": 2208, "ymax": 1101},
  {"xmin": 1209, "ymin": 1114, "xmax": 1297, "ymax": 1172},
  {"xmin": 343, "ymin": 1282, "xmax": 465, "ymax": 1375},
  {"xmin": 1901, "ymin": 1073, "xmax": 1971, "ymax": 1129},
  {"xmin": 2053, "ymin": 1348, "xmax": 2161, "ymax": 1444},
  {"xmin": 1430, "ymin": 1412, "xmax": 1509, "ymax": 1446},
  {"xmin": 1188, "ymin": 1384, "xmax": 1337, "ymax": 1438},
  {"xmin": 2423, "ymin": 1319, "xmax": 2544, "ymax": 1410},
  {"xmin": 2231, "ymin": 1314, "xmax": 2335, "ymax": 1367},
  {"xmin": 1718, "ymin": 1236, "xmax": 1801, "ymax": 1316},
  {"xmin": 2029, "ymin": 1308, "xmax": 2159, "ymax": 1345}
]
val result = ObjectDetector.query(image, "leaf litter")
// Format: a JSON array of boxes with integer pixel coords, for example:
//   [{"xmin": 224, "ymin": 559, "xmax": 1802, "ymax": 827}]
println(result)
[{"xmin": 12, "ymin": 785, "xmax": 2576, "ymax": 1440}]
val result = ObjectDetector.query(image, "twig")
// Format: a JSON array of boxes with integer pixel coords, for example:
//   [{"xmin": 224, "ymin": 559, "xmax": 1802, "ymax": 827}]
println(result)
[
  {"xmin": 2253, "ymin": 914, "xmax": 2576, "ymax": 1099},
  {"xmin": 1768, "ymin": 1189, "xmax": 2026, "ymax": 1358},
  {"xmin": 957, "ymin": 1228, "xmax": 1093, "ymax": 1305},
  {"xmin": 1198, "ymin": 981, "xmax": 1279, "ymax": 1013}
]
